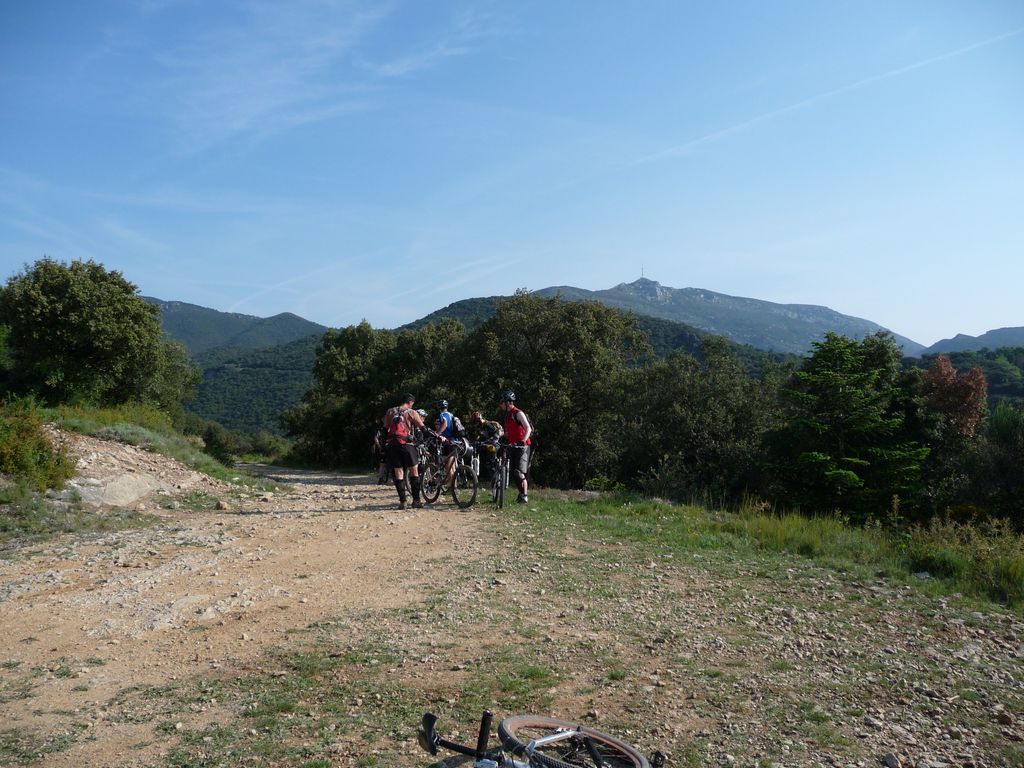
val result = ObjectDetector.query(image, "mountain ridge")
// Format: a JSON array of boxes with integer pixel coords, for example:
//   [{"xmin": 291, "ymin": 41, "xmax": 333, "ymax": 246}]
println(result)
[
  {"xmin": 922, "ymin": 327, "xmax": 1024, "ymax": 355},
  {"xmin": 532, "ymin": 278, "xmax": 924, "ymax": 355},
  {"xmin": 144, "ymin": 297, "xmax": 327, "ymax": 354}
]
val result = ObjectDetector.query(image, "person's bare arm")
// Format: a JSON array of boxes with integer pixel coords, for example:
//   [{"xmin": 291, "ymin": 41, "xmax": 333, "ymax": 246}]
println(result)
[{"xmin": 516, "ymin": 411, "xmax": 532, "ymax": 443}]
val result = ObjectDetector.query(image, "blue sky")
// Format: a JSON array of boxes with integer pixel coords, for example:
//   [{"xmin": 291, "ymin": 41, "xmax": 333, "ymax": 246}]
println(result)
[{"xmin": 1, "ymin": 1, "xmax": 1022, "ymax": 346}]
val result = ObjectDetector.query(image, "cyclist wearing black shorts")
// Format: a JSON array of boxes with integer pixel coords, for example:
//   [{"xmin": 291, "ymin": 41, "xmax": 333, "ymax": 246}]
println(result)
[
  {"xmin": 434, "ymin": 399, "xmax": 462, "ymax": 484},
  {"xmin": 383, "ymin": 393, "xmax": 428, "ymax": 509},
  {"xmin": 498, "ymin": 390, "xmax": 532, "ymax": 504}
]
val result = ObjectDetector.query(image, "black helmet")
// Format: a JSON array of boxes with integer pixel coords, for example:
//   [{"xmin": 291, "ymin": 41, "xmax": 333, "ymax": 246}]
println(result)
[
  {"xmin": 498, "ymin": 389, "xmax": 516, "ymax": 403},
  {"xmin": 437, "ymin": 399, "xmax": 449, "ymax": 409}
]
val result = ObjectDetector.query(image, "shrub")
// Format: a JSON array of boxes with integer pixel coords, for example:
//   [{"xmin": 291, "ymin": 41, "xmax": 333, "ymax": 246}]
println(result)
[
  {"xmin": 904, "ymin": 517, "xmax": 1024, "ymax": 605},
  {"xmin": 0, "ymin": 398, "xmax": 75, "ymax": 491},
  {"xmin": 53, "ymin": 402, "xmax": 173, "ymax": 434}
]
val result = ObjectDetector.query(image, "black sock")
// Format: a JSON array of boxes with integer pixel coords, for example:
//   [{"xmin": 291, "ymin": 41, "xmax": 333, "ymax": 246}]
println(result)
[
  {"xmin": 394, "ymin": 478, "xmax": 407, "ymax": 503},
  {"xmin": 410, "ymin": 475, "xmax": 422, "ymax": 502}
]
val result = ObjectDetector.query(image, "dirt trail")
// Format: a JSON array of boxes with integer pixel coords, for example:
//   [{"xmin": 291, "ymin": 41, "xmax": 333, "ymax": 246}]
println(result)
[{"xmin": 1, "ymin": 437, "xmax": 493, "ymax": 766}]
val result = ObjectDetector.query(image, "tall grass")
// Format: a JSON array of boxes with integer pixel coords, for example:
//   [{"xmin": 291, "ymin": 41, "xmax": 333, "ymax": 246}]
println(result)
[
  {"xmin": 905, "ymin": 517, "xmax": 1024, "ymax": 605},
  {"xmin": 528, "ymin": 491, "xmax": 1024, "ymax": 610}
]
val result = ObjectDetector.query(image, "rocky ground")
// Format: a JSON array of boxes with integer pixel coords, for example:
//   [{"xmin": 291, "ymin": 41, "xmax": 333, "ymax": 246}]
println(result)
[{"xmin": 0, "ymin": 431, "xmax": 1021, "ymax": 768}]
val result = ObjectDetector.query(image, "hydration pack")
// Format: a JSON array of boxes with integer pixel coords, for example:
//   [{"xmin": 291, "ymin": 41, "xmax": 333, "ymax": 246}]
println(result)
[
  {"xmin": 451, "ymin": 415, "xmax": 466, "ymax": 438},
  {"xmin": 387, "ymin": 407, "xmax": 411, "ymax": 441}
]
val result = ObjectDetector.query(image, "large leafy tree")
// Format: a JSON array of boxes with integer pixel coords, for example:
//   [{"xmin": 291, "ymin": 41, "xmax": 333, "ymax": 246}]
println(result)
[
  {"xmin": 285, "ymin": 293, "xmax": 651, "ymax": 485},
  {"xmin": 973, "ymin": 400, "xmax": 1024, "ymax": 527},
  {"xmin": 0, "ymin": 258, "xmax": 169, "ymax": 405},
  {"xmin": 622, "ymin": 337, "xmax": 783, "ymax": 504},
  {"xmin": 768, "ymin": 332, "xmax": 929, "ymax": 519},
  {"xmin": 282, "ymin": 320, "xmax": 467, "ymax": 465},
  {"xmin": 454, "ymin": 292, "xmax": 652, "ymax": 486}
]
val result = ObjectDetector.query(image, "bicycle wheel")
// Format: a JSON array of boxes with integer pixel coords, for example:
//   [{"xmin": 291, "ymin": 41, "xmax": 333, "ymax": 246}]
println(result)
[
  {"xmin": 490, "ymin": 463, "xmax": 501, "ymax": 503},
  {"xmin": 450, "ymin": 464, "xmax": 478, "ymax": 508},
  {"xmin": 498, "ymin": 715, "xmax": 648, "ymax": 768},
  {"xmin": 421, "ymin": 464, "xmax": 443, "ymax": 503},
  {"xmin": 496, "ymin": 460, "xmax": 506, "ymax": 508}
]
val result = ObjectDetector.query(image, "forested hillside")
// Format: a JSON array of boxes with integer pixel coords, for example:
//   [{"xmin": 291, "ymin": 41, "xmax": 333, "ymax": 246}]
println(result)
[
  {"xmin": 285, "ymin": 291, "xmax": 1024, "ymax": 530},
  {"xmin": 535, "ymin": 278, "xmax": 925, "ymax": 355},
  {"xmin": 403, "ymin": 294, "xmax": 794, "ymax": 373},
  {"xmin": 181, "ymin": 298, "xmax": 792, "ymax": 433},
  {"xmin": 145, "ymin": 297, "xmax": 326, "ymax": 353},
  {"xmin": 189, "ymin": 335, "xmax": 321, "ymax": 434},
  {"xmin": 917, "ymin": 347, "xmax": 1024, "ymax": 402}
]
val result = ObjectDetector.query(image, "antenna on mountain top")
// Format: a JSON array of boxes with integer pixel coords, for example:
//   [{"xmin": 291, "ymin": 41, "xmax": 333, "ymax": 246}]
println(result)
[{"xmin": 641, "ymin": 264, "xmax": 644, "ymax": 279}]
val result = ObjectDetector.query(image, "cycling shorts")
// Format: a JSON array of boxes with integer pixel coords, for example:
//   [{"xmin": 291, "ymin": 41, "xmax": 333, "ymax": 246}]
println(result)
[
  {"xmin": 508, "ymin": 444, "xmax": 531, "ymax": 481},
  {"xmin": 385, "ymin": 441, "xmax": 418, "ymax": 470}
]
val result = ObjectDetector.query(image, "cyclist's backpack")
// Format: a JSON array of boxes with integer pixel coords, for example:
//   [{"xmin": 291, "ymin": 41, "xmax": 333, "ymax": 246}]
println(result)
[
  {"xmin": 451, "ymin": 415, "xmax": 466, "ymax": 438},
  {"xmin": 387, "ymin": 407, "xmax": 410, "ymax": 441}
]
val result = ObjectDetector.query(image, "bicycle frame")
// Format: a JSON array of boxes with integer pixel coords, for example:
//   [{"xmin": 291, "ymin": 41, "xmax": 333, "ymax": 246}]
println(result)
[{"xmin": 419, "ymin": 711, "xmax": 607, "ymax": 768}]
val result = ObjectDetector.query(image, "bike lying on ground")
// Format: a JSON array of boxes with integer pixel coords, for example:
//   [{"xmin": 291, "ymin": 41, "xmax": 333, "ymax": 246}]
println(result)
[
  {"xmin": 419, "ymin": 432, "xmax": 478, "ymax": 509},
  {"xmin": 418, "ymin": 710, "xmax": 662, "ymax": 768}
]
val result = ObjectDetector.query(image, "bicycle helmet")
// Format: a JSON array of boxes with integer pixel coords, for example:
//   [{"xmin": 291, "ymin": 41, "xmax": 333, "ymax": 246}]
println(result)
[
  {"xmin": 437, "ymin": 399, "xmax": 449, "ymax": 409},
  {"xmin": 498, "ymin": 389, "xmax": 516, "ymax": 403},
  {"xmin": 416, "ymin": 409, "xmax": 428, "ymax": 418},
  {"xmin": 470, "ymin": 410, "xmax": 483, "ymax": 423}
]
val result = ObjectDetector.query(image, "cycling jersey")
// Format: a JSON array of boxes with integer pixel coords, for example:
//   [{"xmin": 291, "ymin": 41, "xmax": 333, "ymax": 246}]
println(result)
[
  {"xmin": 504, "ymin": 405, "xmax": 531, "ymax": 445},
  {"xmin": 436, "ymin": 411, "xmax": 454, "ymax": 439}
]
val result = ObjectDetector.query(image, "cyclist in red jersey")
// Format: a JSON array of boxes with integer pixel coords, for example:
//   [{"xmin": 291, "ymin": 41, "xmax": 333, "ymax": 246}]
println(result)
[{"xmin": 498, "ymin": 389, "xmax": 532, "ymax": 504}]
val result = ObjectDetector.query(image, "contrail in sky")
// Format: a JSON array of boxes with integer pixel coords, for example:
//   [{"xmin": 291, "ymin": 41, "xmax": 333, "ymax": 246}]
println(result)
[
  {"xmin": 643, "ymin": 24, "xmax": 1024, "ymax": 164},
  {"xmin": 546, "ymin": 24, "xmax": 1024, "ymax": 192}
]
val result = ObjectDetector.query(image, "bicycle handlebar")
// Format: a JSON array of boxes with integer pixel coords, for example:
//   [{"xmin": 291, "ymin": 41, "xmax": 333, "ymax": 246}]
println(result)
[{"xmin": 418, "ymin": 710, "xmax": 496, "ymax": 761}]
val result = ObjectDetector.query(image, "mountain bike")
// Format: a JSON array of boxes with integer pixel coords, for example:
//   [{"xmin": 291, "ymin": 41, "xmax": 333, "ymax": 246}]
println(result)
[
  {"xmin": 491, "ymin": 442, "xmax": 510, "ymax": 509},
  {"xmin": 420, "ymin": 434, "xmax": 478, "ymax": 508},
  {"xmin": 473, "ymin": 438, "xmax": 508, "ymax": 508},
  {"xmin": 418, "ymin": 710, "xmax": 661, "ymax": 768}
]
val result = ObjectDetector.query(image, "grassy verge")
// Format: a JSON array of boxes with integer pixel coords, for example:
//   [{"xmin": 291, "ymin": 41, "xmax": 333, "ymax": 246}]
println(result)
[{"xmin": 522, "ymin": 492, "xmax": 1024, "ymax": 611}]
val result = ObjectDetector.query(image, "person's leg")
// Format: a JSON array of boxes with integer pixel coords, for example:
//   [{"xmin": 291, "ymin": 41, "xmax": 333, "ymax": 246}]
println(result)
[
  {"xmin": 405, "ymin": 445, "xmax": 422, "ymax": 507},
  {"xmin": 512, "ymin": 446, "xmax": 530, "ymax": 503},
  {"xmin": 388, "ymin": 442, "xmax": 408, "ymax": 508}
]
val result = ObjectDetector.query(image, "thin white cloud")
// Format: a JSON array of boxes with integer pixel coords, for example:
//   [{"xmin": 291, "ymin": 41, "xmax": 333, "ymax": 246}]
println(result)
[
  {"xmin": 547, "ymin": 25, "xmax": 1024, "ymax": 193},
  {"xmin": 358, "ymin": 4, "xmax": 503, "ymax": 78},
  {"xmin": 368, "ymin": 41, "xmax": 470, "ymax": 78},
  {"xmin": 227, "ymin": 259, "xmax": 356, "ymax": 314},
  {"xmin": 646, "ymin": 24, "xmax": 1024, "ymax": 164},
  {"xmin": 94, "ymin": 216, "xmax": 171, "ymax": 256},
  {"xmin": 149, "ymin": 2, "xmax": 387, "ymax": 152}
]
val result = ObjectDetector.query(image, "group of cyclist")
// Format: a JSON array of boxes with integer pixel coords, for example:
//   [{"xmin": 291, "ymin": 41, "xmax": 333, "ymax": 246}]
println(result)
[{"xmin": 378, "ymin": 389, "xmax": 532, "ymax": 510}]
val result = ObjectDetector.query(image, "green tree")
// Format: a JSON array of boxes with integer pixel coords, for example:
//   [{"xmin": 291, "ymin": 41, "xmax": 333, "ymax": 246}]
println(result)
[
  {"xmin": 623, "ymin": 338, "xmax": 783, "ymax": 504},
  {"xmin": 0, "ymin": 259, "xmax": 164, "ymax": 405},
  {"xmin": 454, "ymin": 292, "xmax": 652, "ymax": 486},
  {"xmin": 282, "ymin": 320, "xmax": 467, "ymax": 466},
  {"xmin": 146, "ymin": 340, "xmax": 202, "ymax": 424},
  {"xmin": 972, "ymin": 400, "xmax": 1024, "ymax": 527},
  {"xmin": 768, "ymin": 332, "xmax": 928, "ymax": 520}
]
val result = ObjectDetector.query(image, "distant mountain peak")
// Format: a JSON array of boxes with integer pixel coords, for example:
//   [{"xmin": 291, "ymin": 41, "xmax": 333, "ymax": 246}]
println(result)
[
  {"xmin": 533, "ymin": 279, "xmax": 924, "ymax": 355},
  {"xmin": 618, "ymin": 277, "xmax": 673, "ymax": 302}
]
